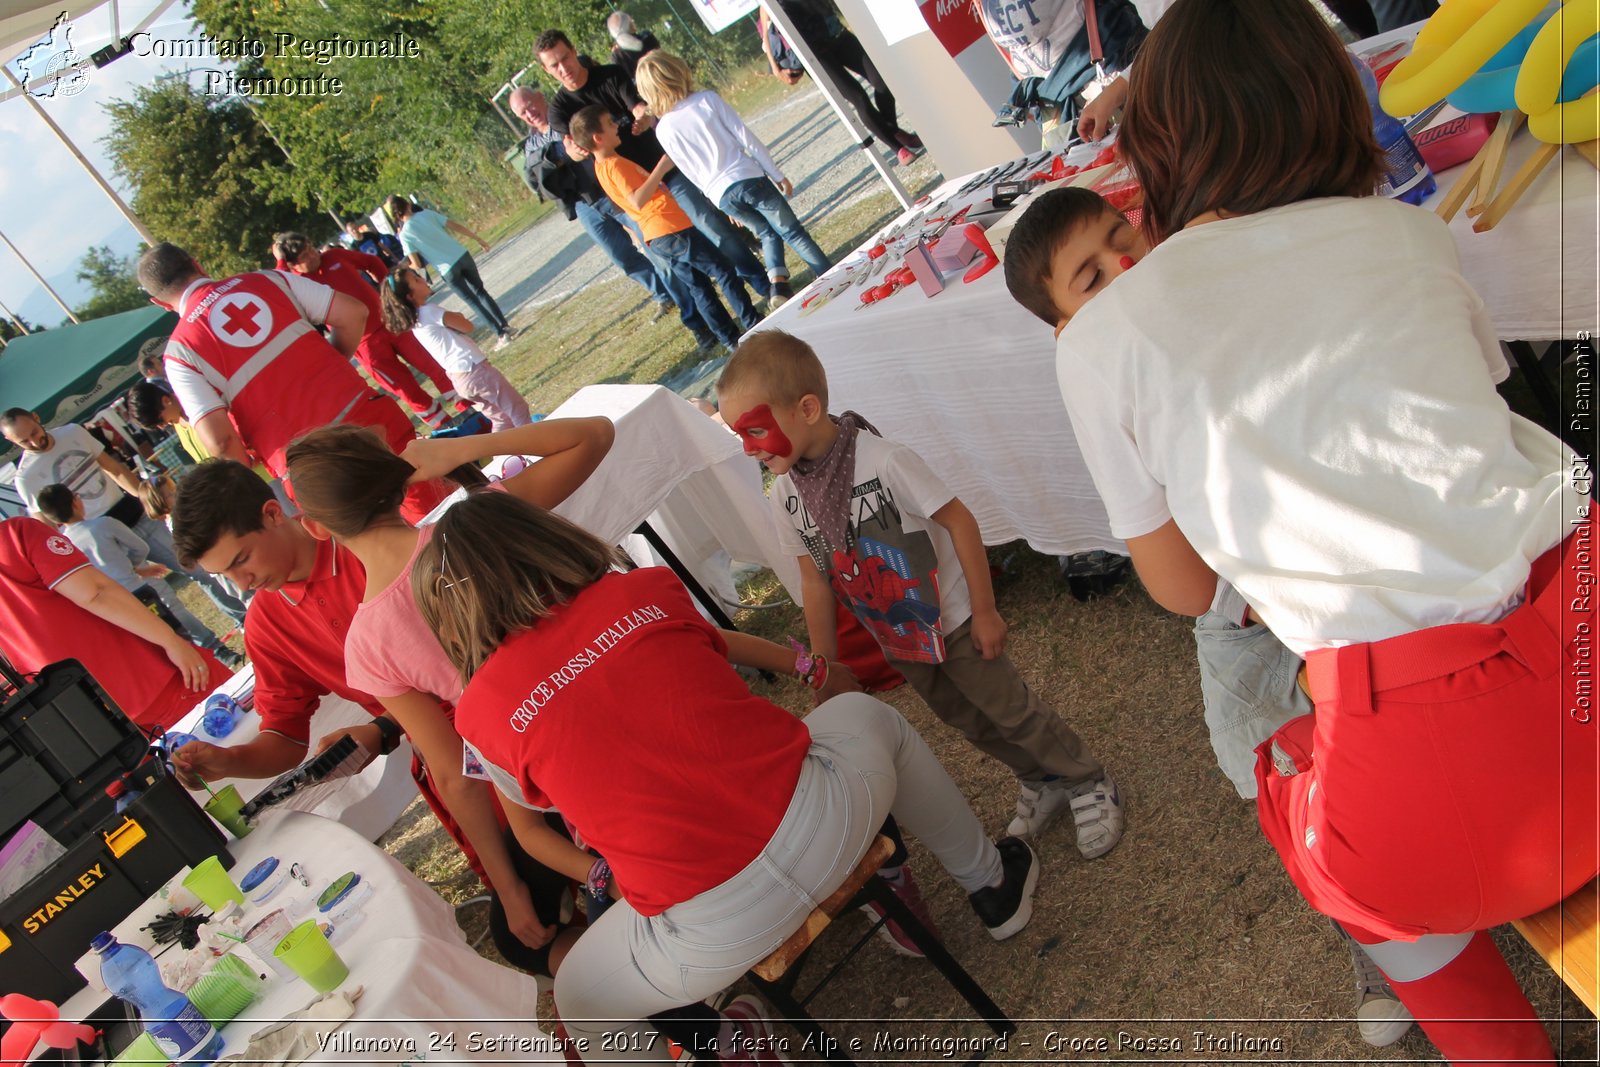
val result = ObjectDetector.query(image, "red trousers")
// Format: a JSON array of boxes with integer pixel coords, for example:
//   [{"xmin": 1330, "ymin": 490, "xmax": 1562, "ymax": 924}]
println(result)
[
  {"xmin": 1257, "ymin": 515, "xmax": 1598, "ymax": 940},
  {"xmin": 141, "ymin": 651, "xmax": 234, "ymax": 730},
  {"xmin": 358, "ymin": 331, "xmax": 458, "ymax": 426}
]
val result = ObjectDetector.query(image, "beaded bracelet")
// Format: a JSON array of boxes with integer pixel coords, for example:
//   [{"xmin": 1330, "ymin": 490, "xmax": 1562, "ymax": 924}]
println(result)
[
  {"xmin": 585, "ymin": 857, "xmax": 611, "ymax": 899},
  {"xmin": 788, "ymin": 639, "xmax": 830, "ymax": 691}
]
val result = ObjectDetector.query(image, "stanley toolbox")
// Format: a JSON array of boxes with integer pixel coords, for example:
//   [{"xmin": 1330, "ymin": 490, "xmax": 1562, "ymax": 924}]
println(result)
[{"xmin": 0, "ymin": 660, "xmax": 232, "ymax": 1002}]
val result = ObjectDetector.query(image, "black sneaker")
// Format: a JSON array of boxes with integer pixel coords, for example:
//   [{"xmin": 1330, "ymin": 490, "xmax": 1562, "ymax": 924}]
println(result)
[
  {"xmin": 770, "ymin": 279, "xmax": 794, "ymax": 306},
  {"xmin": 967, "ymin": 836, "xmax": 1038, "ymax": 941}
]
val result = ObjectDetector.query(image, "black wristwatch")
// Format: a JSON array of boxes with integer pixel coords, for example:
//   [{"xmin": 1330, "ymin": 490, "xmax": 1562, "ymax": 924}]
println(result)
[{"xmin": 373, "ymin": 715, "xmax": 403, "ymax": 755}]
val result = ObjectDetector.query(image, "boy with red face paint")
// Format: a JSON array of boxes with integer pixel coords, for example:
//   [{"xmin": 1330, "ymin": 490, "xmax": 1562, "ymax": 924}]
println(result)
[{"xmin": 717, "ymin": 330, "xmax": 1124, "ymax": 853}]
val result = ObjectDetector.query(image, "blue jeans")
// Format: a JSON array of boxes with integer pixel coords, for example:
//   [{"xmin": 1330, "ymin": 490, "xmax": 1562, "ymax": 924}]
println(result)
[
  {"xmin": 442, "ymin": 253, "xmax": 510, "ymax": 335},
  {"xmin": 648, "ymin": 229, "xmax": 760, "ymax": 348},
  {"xmin": 588, "ymin": 197, "xmax": 720, "ymax": 337},
  {"xmin": 719, "ymin": 178, "xmax": 831, "ymax": 280},
  {"xmin": 577, "ymin": 198, "xmax": 672, "ymax": 306},
  {"xmin": 663, "ymin": 171, "xmax": 769, "ymax": 295},
  {"xmin": 1193, "ymin": 611, "xmax": 1309, "ymax": 799}
]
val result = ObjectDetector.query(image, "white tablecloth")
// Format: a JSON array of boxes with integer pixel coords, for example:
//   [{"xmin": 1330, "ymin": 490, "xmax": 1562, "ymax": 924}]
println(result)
[
  {"xmin": 760, "ymin": 139, "xmax": 1124, "ymax": 558},
  {"xmin": 60, "ymin": 811, "xmax": 557, "ymax": 1063},
  {"xmin": 761, "ymin": 56, "xmax": 1594, "ymax": 556},
  {"xmin": 168, "ymin": 667, "xmax": 418, "ymax": 843},
  {"xmin": 548, "ymin": 383, "xmax": 804, "ymax": 601}
]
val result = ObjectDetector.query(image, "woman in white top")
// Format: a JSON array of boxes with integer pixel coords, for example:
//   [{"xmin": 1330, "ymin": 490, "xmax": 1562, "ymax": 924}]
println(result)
[
  {"xmin": 379, "ymin": 267, "xmax": 532, "ymax": 432},
  {"xmin": 636, "ymin": 51, "xmax": 830, "ymax": 303},
  {"xmin": 1050, "ymin": 0, "xmax": 1592, "ymax": 1063}
]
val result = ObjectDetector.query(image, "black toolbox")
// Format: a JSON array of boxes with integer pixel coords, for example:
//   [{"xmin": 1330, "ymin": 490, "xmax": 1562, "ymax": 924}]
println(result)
[{"xmin": 0, "ymin": 660, "xmax": 232, "ymax": 1002}]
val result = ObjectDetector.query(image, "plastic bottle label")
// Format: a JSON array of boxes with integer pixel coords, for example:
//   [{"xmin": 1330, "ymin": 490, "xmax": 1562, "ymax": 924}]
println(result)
[
  {"xmin": 1378, "ymin": 136, "xmax": 1431, "ymax": 199},
  {"xmin": 145, "ymin": 1001, "xmax": 216, "ymax": 1062}
]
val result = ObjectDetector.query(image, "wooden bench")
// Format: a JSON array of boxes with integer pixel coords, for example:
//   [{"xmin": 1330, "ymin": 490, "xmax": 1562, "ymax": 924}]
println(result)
[
  {"xmin": 1513, "ymin": 877, "xmax": 1600, "ymax": 1014},
  {"xmin": 744, "ymin": 836, "xmax": 1013, "ymax": 1065}
]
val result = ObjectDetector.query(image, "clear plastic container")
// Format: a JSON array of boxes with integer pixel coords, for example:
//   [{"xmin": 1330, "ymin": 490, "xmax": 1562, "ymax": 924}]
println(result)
[{"xmin": 238, "ymin": 857, "xmax": 288, "ymax": 906}]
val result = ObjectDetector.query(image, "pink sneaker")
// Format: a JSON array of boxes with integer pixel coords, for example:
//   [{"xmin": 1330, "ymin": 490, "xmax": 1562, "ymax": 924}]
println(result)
[
  {"xmin": 895, "ymin": 147, "xmax": 918, "ymax": 166},
  {"xmin": 858, "ymin": 865, "xmax": 939, "ymax": 957},
  {"xmin": 720, "ymin": 995, "xmax": 786, "ymax": 1064}
]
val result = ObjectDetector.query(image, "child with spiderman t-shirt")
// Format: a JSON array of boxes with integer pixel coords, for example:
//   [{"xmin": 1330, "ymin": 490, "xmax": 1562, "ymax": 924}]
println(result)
[{"xmin": 717, "ymin": 330, "xmax": 1124, "ymax": 854}]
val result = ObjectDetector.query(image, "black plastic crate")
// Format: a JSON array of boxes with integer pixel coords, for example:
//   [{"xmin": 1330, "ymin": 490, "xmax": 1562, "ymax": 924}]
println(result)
[
  {"xmin": 0, "ymin": 660, "xmax": 152, "ymax": 845},
  {"xmin": 0, "ymin": 660, "xmax": 232, "ymax": 1002},
  {"xmin": 0, "ymin": 773, "xmax": 233, "ymax": 1001}
]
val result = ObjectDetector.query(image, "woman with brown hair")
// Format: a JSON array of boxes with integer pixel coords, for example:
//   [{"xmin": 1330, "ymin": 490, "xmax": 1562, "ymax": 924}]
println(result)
[
  {"xmin": 1050, "ymin": 0, "xmax": 1591, "ymax": 1062},
  {"xmin": 284, "ymin": 419, "xmax": 613, "ymax": 977},
  {"xmin": 411, "ymin": 489, "xmax": 1042, "ymax": 1064}
]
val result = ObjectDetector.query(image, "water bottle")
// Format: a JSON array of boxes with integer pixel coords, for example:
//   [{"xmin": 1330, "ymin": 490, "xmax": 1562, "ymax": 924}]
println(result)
[
  {"xmin": 105, "ymin": 779, "xmax": 142, "ymax": 813},
  {"xmin": 91, "ymin": 932, "xmax": 224, "ymax": 1065},
  {"xmin": 200, "ymin": 694, "xmax": 245, "ymax": 739},
  {"xmin": 1350, "ymin": 50, "xmax": 1436, "ymax": 206}
]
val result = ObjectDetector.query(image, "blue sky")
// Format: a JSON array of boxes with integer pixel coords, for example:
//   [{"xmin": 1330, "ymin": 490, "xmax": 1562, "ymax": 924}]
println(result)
[{"xmin": 0, "ymin": 0, "xmax": 212, "ymax": 329}]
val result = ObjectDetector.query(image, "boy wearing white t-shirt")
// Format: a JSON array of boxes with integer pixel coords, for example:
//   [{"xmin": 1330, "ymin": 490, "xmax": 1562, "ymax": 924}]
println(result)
[{"xmin": 717, "ymin": 330, "xmax": 1123, "ymax": 855}]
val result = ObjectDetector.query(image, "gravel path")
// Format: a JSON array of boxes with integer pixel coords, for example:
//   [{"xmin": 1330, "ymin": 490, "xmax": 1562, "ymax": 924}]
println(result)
[{"xmin": 432, "ymin": 85, "xmax": 941, "ymax": 332}]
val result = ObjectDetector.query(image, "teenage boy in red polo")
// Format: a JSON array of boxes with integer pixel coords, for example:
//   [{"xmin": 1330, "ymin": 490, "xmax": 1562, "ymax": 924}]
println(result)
[
  {"xmin": 164, "ymin": 460, "xmax": 552, "ymax": 958},
  {"xmin": 136, "ymin": 241, "xmax": 448, "ymax": 522},
  {"xmin": 0, "ymin": 516, "xmax": 222, "ymax": 727},
  {"xmin": 272, "ymin": 232, "xmax": 467, "ymax": 429}
]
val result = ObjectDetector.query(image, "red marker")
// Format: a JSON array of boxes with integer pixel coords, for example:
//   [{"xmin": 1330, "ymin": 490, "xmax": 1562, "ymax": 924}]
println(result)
[{"xmin": 1118, "ymin": 255, "xmax": 1135, "ymax": 270}]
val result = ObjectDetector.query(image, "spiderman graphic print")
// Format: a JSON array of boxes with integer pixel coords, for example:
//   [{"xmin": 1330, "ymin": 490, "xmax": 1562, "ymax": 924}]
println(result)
[{"xmin": 773, "ymin": 435, "xmax": 974, "ymax": 666}]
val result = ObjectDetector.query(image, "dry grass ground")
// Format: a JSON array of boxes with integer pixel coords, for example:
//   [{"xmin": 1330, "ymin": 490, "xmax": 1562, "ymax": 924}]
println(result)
[{"xmin": 169, "ymin": 58, "xmax": 1596, "ymax": 1064}]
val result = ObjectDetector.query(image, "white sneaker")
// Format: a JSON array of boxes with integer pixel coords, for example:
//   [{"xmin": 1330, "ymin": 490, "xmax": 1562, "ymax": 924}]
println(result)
[
  {"xmin": 1007, "ymin": 779, "xmax": 1073, "ymax": 839},
  {"xmin": 493, "ymin": 333, "xmax": 512, "ymax": 352},
  {"xmin": 1335, "ymin": 923, "xmax": 1415, "ymax": 1047},
  {"xmin": 1066, "ymin": 776, "xmax": 1124, "ymax": 859},
  {"xmin": 720, "ymin": 994, "xmax": 787, "ymax": 1064}
]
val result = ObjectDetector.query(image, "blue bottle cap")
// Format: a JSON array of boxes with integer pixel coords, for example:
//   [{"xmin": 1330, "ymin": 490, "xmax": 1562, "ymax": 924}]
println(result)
[
  {"xmin": 239, "ymin": 857, "xmax": 280, "ymax": 892},
  {"xmin": 318, "ymin": 872, "xmax": 361, "ymax": 912},
  {"xmin": 90, "ymin": 931, "xmax": 114, "ymax": 952}
]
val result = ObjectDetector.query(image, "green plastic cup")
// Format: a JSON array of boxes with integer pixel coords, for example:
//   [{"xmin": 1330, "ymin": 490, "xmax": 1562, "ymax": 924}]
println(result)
[
  {"xmin": 182, "ymin": 855, "xmax": 244, "ymax": 911},
  {"xmin": 203, "ymin": 784, "xmax": 252, "ymax": 838},
  {"xmin": 273, "ymin": 920, "xmax": 349, "ymax": 993},
  {"xmin": 187, "ymin": 954, "xmax": 263, "ymax": 1024},
  {"xmin": 110, "ymin": 1032, "xmax": 164, "ymax": 1065}
]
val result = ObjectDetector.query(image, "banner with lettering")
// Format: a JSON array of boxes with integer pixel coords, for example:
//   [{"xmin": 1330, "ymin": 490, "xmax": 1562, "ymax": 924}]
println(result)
[{"xmin": 920, "ymin": 0, "xmax": 987, "ymax": 57}]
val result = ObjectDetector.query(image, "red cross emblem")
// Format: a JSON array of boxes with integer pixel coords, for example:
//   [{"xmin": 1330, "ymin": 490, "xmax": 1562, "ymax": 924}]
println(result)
[{"xmin": 209, "ymin": 293, "xmax": 272, "ymax": 347}]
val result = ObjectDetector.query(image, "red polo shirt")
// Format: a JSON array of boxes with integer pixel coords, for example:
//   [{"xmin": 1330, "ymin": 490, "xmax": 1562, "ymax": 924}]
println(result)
[
  {"xmin": 458, "ymin": 567, "xmax": 810, "ymax": 915},
  {"xmin": 0, "ymin": 517, "xmax": 219, "ymax": 727},
  {"xmin": 245, "ymin": 537, "xmax": 385, "ymax": 743}
]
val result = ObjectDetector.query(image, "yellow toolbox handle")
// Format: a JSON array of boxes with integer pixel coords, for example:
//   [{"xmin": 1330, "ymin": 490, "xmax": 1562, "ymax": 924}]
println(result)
[{"xmin": 104, "ymin": 817, "xmax": 147, "ymax": 857}]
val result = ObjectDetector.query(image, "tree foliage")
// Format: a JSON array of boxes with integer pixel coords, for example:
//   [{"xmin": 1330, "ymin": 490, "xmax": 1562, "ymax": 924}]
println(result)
[
  {"xmin": 100, "ymin": 0, "xmax": 764, "ymax": 249},
  {"xmin": 73, "ymin": 245, "xmax": 149, "ymax": 322},
  {"xmin": 101, "ymin": 81, "xmax": 336, "ymax": 276}
]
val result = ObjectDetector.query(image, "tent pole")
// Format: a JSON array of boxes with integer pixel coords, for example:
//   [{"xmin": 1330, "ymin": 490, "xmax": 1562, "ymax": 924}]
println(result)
[
  {"xmin": 1, "ymin": 65, "xmax": 157, "ymax": 247},
  {"xmin": 0, "ymin": 293, "xmax": 31, "ymax": 335},
  {"xmin": 760, "ymin": 1, "xmax": 914, "ymax": 211},
  {"xmin": 0, "ymin": 227, "xmax": 79, "ymax": 324}
]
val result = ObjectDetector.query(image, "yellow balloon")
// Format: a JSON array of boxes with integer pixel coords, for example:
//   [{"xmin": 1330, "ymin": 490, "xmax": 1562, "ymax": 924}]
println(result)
[
  {"xmin": 1379, "ymin": 0, "xmax": 1548, "ymax": 117},
  {"xmin": 1519, "ymin": 0, "xmax": 1600, "ymax": 144}
]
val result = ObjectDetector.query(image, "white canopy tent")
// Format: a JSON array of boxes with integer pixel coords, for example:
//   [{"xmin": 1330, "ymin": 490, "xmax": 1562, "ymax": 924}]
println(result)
[{"xmin": 0, "ymin": 0, "xmax": 184, "ymax": 244}]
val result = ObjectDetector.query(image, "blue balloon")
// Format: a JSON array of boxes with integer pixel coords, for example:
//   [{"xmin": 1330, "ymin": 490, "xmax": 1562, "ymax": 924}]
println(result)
[{"xmin": 1447, "ymin": 9, "xmax": 1599, "ymax": 113}]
